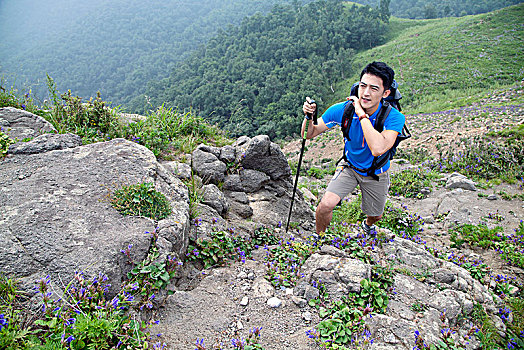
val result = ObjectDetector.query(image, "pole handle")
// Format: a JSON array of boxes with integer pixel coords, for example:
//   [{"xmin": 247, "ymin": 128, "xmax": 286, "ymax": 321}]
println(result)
[{"xmin": 307, "ymin": 99, "xmax": 318, "ymax": 126}]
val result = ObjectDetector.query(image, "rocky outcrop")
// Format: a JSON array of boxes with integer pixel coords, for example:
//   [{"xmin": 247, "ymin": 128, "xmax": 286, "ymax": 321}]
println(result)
[
  {"xmin": 0, "ymin": 109, "xmax": 190, "ymax": 296},
  {"xmin": 189, "ymin": 135, "xmax": 314, "ymax": 229},
  {"xmin": 8, "ymin": 133, "xmax": 82, "ymax": 155},
  {"xmin": 0, "ymin": 108, "xmax": 315, "ymax": 297},
  {"xmin": 0, "ymin": 107, "xmax": 56, "ymax": 140}
]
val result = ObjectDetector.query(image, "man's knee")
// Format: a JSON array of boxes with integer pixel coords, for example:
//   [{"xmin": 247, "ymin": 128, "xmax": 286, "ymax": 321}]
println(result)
[{"xmin": 317, "ymin": 192, "xmax": 340, "ymax": 215}]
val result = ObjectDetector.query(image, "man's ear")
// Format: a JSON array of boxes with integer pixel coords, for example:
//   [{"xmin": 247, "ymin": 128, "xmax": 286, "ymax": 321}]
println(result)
[{"xmin": 382, "ymin": 89, "xmax": 391, "ymax": 98}]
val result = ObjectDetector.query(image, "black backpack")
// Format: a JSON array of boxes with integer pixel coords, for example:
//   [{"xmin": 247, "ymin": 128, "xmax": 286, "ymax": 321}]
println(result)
[{"xmin": 338, "ymin": 80, "xmax": 411, "ymax": 180}]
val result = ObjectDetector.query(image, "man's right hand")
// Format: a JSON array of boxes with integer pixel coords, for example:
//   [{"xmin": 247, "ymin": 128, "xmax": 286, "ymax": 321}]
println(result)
[{"xmin": 303, "ymin": 97, "xmax": 317, "ymax": 119}]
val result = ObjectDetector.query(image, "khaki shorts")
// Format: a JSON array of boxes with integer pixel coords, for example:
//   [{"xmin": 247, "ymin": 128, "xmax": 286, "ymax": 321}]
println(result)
[{"xmin": 326, "ymin": 165, "xmax": 390, "ymax": 217}]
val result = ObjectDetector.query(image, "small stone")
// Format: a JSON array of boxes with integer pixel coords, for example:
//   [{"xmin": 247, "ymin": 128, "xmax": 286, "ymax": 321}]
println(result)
[
  {"xmin": 508, "ymin": 285, "xmax": 519, "ymax": 297},
  {"xmin": 292, "ymin": 296, "xmax": 307, "ymax": 308},
  {"xmin": 267, "ymin": 297, "xmax": 282, "ymax": 308},
  {"xmin": 303, "ymin": 286, "xmax": 320, "ymax": 301},
  {"xmin": 237, "ymin": 321, "xmax": 244, "ymax": 330},
  {"xmin": 303, "ymin": 311, "xmax": 312, "ymax": 322},
  {"xmin": 285, "ymin": 288, "xmax": 294, "ymax": 296},
  {"xmin": 422, "ymin": 215, "xmax": 435, "ymax": 224},
  {"xmin": 240, "ymin": 296, "xmax": 249, "ymax": 306},
  {"xmin": 248, "ymin": 272, "xmax": 255, "ymax": 280},
  {"xmin": 487, "ymin": 194, "xmax": 498, "ymax": 200},
  {"xmin": 237, "ymin": 271, "xmax": 248, "ymax": 279}
]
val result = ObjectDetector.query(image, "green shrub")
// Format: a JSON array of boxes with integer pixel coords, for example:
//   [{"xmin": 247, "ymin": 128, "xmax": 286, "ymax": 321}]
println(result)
[
  {"xmin": 450, "ymin": 224, "xmax": 504, "ymax": 249},
  {"xmin": 0, "ymin": 129, "xmax": 15, "ymax": 159},
  {"xmin": 43, "ymin": 75, "xmax": 123, "ymax": 144},
  {"xmin": 488, "ymin": 124, "xmax": 524, "ymax": 142},
  {"xmin": 389, "ymin": 167, "xmax": 441, "ymax": 199},
  {"xmin": 332, "ymin": 196, "xmax": 366, "ymax": 224},
  {"xmin": 125, "ymin": 105, "xmax": 230, "ymax": 158},
  {"xmin": 450, "ymin": 222, "xmax": 524, "ymax": 269},
  {"xmin": 0, "ymin": 84, "xmax": 42, "ymax": 115},
  {"xmin": 110, "ymin": 182, "xmax": 172, "ymax": 220},
  {"xmin": 395, "ymin": 147, "xmax": 432, "ymax": 164},
  {"xmin": 430, "ymin": 136, "xmax": 524, "ymax": 183},
  {"xmin": 0, "ymin": 272, "xmax": 159, "ymax": 350}
]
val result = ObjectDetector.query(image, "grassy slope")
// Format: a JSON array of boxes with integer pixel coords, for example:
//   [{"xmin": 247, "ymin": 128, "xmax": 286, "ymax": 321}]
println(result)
[{"xmin": 333, "ymin": 3, "xmax": 524, "ymax": 114}]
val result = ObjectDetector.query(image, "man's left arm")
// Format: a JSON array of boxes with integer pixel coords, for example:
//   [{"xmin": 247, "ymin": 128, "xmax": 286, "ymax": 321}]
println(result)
[
  {"xmin": 348, "ymin": 96, "xmax": 403, "ymax": 157},
  {"xmin": 360, "ymin": 123, "xmax": 398, "ymax": 157}
]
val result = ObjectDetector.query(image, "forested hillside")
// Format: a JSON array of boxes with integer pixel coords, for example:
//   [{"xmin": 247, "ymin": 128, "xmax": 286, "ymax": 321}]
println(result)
[
  {"xmin": 136, "ymin": 0, "xmax": 390, "ymax": 139},
  {"xmin": 352, "ymin": 0, "xmax": 524, "ymax": 18},
  {"xmin": 0, "ymin": 0, "xmax": 309, "ymax": 106}
]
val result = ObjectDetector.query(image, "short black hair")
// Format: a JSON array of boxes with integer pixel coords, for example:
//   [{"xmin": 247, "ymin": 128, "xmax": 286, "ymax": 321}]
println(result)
[{"xmin": 360, "ymin": 62, "xmax": 395, "ymax": 91}]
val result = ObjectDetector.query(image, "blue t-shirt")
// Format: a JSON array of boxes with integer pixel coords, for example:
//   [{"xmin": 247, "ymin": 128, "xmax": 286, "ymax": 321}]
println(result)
[{"xmin": 322, "ymin": 100, "xmax": 405, "ymax": 175}]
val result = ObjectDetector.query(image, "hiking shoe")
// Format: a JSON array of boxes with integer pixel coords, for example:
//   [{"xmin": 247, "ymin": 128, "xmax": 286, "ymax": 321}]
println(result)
[{"xmin": 361, "ymin": 221, "xmax": 377, "ymax": 236}]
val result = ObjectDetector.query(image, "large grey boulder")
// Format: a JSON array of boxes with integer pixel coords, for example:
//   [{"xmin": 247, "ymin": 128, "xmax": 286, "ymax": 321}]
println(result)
[
  {"xmin": 202, "ymin": 184, "xmax": 229, "ymax": 216},
  {"xmin": 238, "ymin": 135, "xmax": 291, "ymax": 181},
  {"xmin": 248, "ymin": 184, "xmax": 314, "ymax": 227},
  {"xmin": 445, "ymin": 172, "xmax": 477, "ymax": 191},
  {"xmin": 191, "ymin": 147, "xmax": 227, "ymax": 185},
  {"xmin": 225, "ymin": 191, "xmax": 253, "ymax": 219},
  {"xmin": 223, "ymin": 174, "xmax": 244, "ymax": 192},
  {"xmin": 296, "ymin": 252, "xmax": 372, "ymax": 301},
  {"xmin": 8, "ymin": 133, "xmax": 82, "ymax": 155},
  {"xmin": 189, "ymin": 137, "xmax": 314, "ymax": 229},
  {"xmin": 0, "ymin": 138, "xmax": 190, "ymax": 296},
  {"xmin": 0, "ymin": 107, "xmax": 56, "ymax": 140},
  {"xmin": 162, "ymin": 161, "xmax": 192, "ymax": 181},
  {"xmin": 240, "ymin": 168, "xmax": 270, "ymax": 193}
]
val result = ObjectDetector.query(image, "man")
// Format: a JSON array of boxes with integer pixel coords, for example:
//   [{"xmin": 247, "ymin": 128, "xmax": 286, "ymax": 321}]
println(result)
[{"xmin": 301, "ymin": 61, "xmax": 405, "ymax": 235}]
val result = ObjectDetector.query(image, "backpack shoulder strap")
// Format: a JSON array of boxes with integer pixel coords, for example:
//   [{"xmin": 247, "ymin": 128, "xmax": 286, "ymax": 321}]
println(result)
[
  {"xmin": 374, "ymin": 101, "xmax": 392, "ymax": 133},
  {"xmin": 341, "ymin": 101, "xmax": 355, "ymax": 141}
]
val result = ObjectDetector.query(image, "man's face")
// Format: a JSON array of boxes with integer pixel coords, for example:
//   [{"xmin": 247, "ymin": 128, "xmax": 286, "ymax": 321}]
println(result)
[{"xmin": 358, "ymin": 73, "xmax": 391, "ymax": 112}]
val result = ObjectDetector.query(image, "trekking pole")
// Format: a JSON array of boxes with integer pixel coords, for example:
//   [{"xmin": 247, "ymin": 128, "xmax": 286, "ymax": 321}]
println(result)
[{"xmin": 285, "ymin": 99, "xmax": 317, "ymax": 233}]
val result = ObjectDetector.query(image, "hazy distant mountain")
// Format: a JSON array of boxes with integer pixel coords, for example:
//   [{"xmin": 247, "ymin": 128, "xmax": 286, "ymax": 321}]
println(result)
[{"xmin": 0, "ymin": 0, "xmax": 310, "ymax": 106}]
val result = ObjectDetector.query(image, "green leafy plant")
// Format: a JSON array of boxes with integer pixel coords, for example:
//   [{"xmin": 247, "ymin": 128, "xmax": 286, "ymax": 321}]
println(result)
[
  {"xmin": 32, "ymin": 272, "xmax": 157, "ymax": 349},
  {"xmin": 411, "ymin": 302, "xmax": 428, "ymax": 312},
  {"xmin": 356, "ymin": 279, "xmax": 389, "ymax": 312},
  {"xmin": 127, "ymin": 248, "xmax": 179, "ymax": 299},
  {"xmin": 316, "ymin": 305, "xmax": 365, "ymax": 346},
  {"xmin": 187, "ymin": 225, "xmax": 282, "ymax": 272},
  {"xmin": 0, "ymin": 128, "xmax": 15, "ymax": 159},
  {"xmin": 110, "ymin": 182, "xmax": 172, "ymax": 220},
  {"xmin": 389, "ymin": 167, "xmax": 441, "ymax": 199},
  {"xmin": 187, "ymin": 230, "xmax": 246, "ymax": 269},
  {"xmin": 45, "ymin": 75, "xmax": 123, "ymax": 144},
  {"xmin": 264, "ymin": 239, "xmax": 312, "ymax": 288},
  {"xmin": 395, "ymin": 147, "xmax": 432, "ymax": 164},
  {"xmin": 0, "ymin": 274, "xmax": 38, "ymax": 350},
  {"xmin": 429, "ymin": 135, "xmax": 524, "ymax": 183},
  {"xmin": 380, "ymin": 202, "xmax": 424, "ymax": 237}
]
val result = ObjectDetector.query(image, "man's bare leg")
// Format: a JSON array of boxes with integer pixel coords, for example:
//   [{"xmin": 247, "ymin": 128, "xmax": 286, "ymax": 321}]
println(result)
[
  {"xmin": 315, "ymin": 191, "xmax": 341, "ymax": 234},
  {"xmin": 366, "ymin": 215, "xmax": 382, "ymax": 226}
]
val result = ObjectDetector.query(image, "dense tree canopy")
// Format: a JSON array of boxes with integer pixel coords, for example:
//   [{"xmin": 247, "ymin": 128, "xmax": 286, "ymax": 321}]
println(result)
[
  {"xmin": 351, "ymin": 0, "xmax": 523, "ymax": 19},
  {"xmin": 138, "ymin": 0, "xmax": 389, "ymax": 139},
  {"xmin": 0, "ymin": 0, "xmax": 308, "ymax": 106}
]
